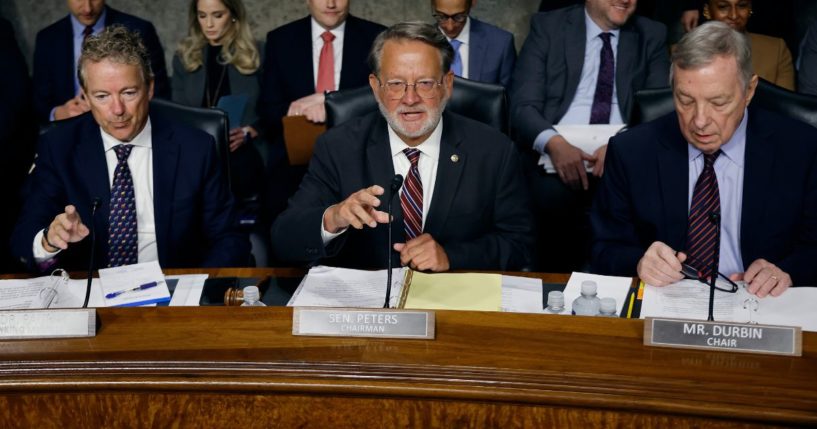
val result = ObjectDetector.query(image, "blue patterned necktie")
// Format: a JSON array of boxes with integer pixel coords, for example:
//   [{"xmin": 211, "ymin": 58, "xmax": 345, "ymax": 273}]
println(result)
[
  {"xmin": 590, "ymin": 32, "xmax": 614, "ymax": 124},
  {"xmin": 686, "ymin": 151, "xmax": 722, "ymax": 280},
  {"xmin": 108, "ymin": 144, "xmax": 138, "ymax": 267},
  {"xmin": 450, "ymin": 39, "xmax": 463, "ymax": 77}
]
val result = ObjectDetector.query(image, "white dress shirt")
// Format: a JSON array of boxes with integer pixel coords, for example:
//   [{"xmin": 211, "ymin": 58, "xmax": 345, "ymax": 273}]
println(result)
[
  {"xmin": 441, "ymin": 17, "xmax": 471, "ymax": 79},
  {"xmin": 311, "ymin": 18, "xmax": 346, "ymax": 91},
  {"xmin": 321, "ymin": 120, "xmax": 444, "ymax": 244},
  {"xmin": 34, "ymin": 119, "xmax": 158, "ymax": 264}
]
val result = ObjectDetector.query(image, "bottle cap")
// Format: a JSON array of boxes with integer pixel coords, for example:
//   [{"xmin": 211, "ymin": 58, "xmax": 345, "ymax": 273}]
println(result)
[
  {"xmin": 580, "ymin": 280, "xmax": 598, "ymax": 296},
  {"xmin": 547, "ymin": 290, "xmax": 564, "ymax": 308},
  {"xmin": 600, "ymin": 297, "xmax": 616, "ymax": 314},
  {"xmin": 243, "ymin": 285, "xmax": 260, "ymax": 302}
]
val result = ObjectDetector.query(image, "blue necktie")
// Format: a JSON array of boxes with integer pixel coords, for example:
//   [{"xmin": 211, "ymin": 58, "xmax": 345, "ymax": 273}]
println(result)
[
  {"xmin": 686, "ymin": 151, "xmax": 722, "ymax": 280},
  {"xmin": 108, "ymin": 144, "xmax": 138, "ymax": 267},
  {"xmin": 450, "ymin": 39, "xmax": 463, "ymax": 77},
  {"xmin": 590, "ymin": 33, "xmax": 614, "ymax": 124}
]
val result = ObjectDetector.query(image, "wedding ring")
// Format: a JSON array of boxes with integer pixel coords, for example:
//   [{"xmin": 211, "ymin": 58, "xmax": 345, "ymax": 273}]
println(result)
[{"xmin": 771, "ymin": 275, "xmax": 778, "ymax": 281}]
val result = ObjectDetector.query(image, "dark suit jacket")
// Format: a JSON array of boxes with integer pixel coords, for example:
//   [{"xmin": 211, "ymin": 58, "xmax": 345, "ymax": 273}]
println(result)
[
  {"xmin": 271, "ymin": 111, "xmax": 534, "ymax": 270},
  {"xmin": 10, "ymin": 113, "xmax": 250, "ymax": 272},
  {"xmin": 509, "ymin": 4, "xmax": 669, "ymax": 150},
  {"xmin": 32, "ymin": 6, "xmax": 170, "ymax": 123},
  {"xmin": 257, "ymin": 15, "xmax": 385, "ymax": 138},
  {"xmin": 467, "ymin": 18, "xmax": 516, "ymax": 88},
  {"xmin": 590, "ymin": 108, "xmax": 817, "ymax": 285}
]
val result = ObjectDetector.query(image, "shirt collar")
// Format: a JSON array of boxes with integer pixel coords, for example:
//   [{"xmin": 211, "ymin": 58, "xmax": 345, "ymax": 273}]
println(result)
[
  {"xmin": 687, "ymin": 108, "xmax": 748, "ymax": 167},
  {"xmin": 442, "ymin": 16, "xmax": 471, "ymax": 45},
  {"xmin": 101, "ymin": 118, "xmax": 153, "ymax": 153},
  {"xmin": 584, "ymin": 8, "xmax": 620, "ymax": 43},
  {"xmin": 70, "ymin": 7, "xmax": 107, "ymax": 37},
  {"xmin": 311, "ymin": 17, "xmax": 346, "ymax": 42},
  {"xmin": 388, "ymin": 117, "xmax": 443, "ymax": 161}
]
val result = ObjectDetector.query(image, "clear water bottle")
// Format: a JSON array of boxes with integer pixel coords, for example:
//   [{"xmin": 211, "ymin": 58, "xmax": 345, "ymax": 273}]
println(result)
[
  {"xmin": 545, "ymin": 290, "xmax": 565, "ymax": 314},
  {"xmin": 572, "ymin": 280, "xmax": 601, "ymax": 316},
  {"xmin": 240, "ymin": 286, "xmax": 267, "ymax": 307},
  {"xmin": 599, "ymin": 297, "xmax": 617, "ymax": 317}
]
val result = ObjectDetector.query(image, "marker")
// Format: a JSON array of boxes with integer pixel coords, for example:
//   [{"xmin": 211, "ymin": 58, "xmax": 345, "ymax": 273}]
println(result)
[{"xmin": 105, "ymin": 281, "xmax": 159, "ymax": 299}]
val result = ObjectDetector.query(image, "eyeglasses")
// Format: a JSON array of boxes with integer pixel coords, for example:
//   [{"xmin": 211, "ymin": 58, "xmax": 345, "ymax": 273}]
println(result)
[
  {"xmin": 378, "ymin": 79, "xmax": 443, "ymax": 100},
  {"xmin": 432, "ymin": 11, "xmax": 468, "ymax": 23},
  {"xmin": 680, "ymin": 260, "xmax": 739, "ymax": 293}
]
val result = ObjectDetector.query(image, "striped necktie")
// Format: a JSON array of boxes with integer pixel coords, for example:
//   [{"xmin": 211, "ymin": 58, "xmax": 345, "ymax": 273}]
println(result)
[
  {"xmin": 401, "ymin": 148, "xmax": 423, "ymax": 240},
  {"xmin": 686, "ymin": 151, "xmax": 721, "ymax": 280}
]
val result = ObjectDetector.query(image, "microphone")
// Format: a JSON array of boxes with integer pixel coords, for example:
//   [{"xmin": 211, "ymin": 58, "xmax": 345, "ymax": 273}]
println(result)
[
  {"xmin": 384, "ymin": 174, "xmax": 404, "ymax": 308},
  {"xmin": 83, "ymin": 198, "xmax": 101, "ymax": 308},
  {"xmin": 706, "ymin": 211, "xmax": 720, "ymax": 321}
]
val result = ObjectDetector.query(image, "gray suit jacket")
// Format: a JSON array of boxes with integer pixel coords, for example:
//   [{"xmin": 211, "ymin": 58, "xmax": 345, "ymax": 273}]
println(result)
[
  {"xmin": 509, "ymin": 5, "xmax": 669, "ymax": 150},
  {"xmin": 467, "ymin": 18, "xmax": 516, "ymax": 87}
]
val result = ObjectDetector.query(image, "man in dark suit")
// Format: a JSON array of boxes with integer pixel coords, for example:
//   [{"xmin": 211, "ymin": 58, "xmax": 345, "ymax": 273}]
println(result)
[
  {"xmin": 430, "ymin": 0, "xmax": 516, "ymax": 87},
  {"xmin": 272, "ymin": 22, "xmax": 533, "ymax": 271},
  {"xmin": 592, "ymin": 22, "xmax": 817, "ymax": 297},
  {"xmin": 32, "ymin": 0, "xmax": 170, "ymax": 123},
  {"xmin": 12, "ymin": 26, "xmax": 248, "ymax": 272},
  {"xmin": 509, "ymin": 0, "xmax": 669, "ymax": 272}
]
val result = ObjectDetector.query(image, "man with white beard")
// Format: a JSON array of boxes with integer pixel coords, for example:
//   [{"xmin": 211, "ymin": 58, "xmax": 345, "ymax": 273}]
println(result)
[{"xmin": 272, "ymin": 22, "xmax": 533, "ymax": 271}]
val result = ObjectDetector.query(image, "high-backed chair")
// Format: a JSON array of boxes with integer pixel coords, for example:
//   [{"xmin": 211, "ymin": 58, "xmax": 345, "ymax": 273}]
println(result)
[
  {"xmin": 325, "ymin": 76, "xmax": 508, "ymax": 133},
  {"xmin": 632, "ymin": 79, "xmax": 817, "ymax": 128}
]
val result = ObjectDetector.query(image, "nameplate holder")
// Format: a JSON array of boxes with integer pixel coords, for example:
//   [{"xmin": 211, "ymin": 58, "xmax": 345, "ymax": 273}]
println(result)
[
  {"xmin": 644, "ymin": 317, "xmax": 801, "ymax": 356},
  {"xmin": 0, "ymin": 309, "xmax": 97, "ymax": 340},
  {"xmin": 292, "ymin": 307, "xmax": 435, "ymax": 339}
]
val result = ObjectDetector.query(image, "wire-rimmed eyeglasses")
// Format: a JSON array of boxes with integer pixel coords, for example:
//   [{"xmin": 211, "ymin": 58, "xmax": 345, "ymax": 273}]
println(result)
[
  {"xmin": 378, "ymin": 79, "xmax": 443, "ymax": 100},
  {"xmin": 680, "ymin": 259, "xmax": 739, "ymax": 293},
  {"xmin": 432, "ymin": 11, "xmax": 468, "ymax": 23}
]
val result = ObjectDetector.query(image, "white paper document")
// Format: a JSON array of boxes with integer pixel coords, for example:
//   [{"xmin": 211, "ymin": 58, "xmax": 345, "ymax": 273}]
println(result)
[
  {"xmin": 0, "ymin": 276, "xmax": 104, "ymax": 310},
  {"xmin": 563, "ymin": 272, "xmax": 632, "ymax": 315},
  {"xmin": 538, "ymin": 124, "xmax": 626, "ymax": 173},
  {"xmin": 640, "ymin": 280, "xmax": 817, "ymax": 332},
  {"xmin": 167, "ymin": 274, "xmax": 209, "ymax": 306},
  {"xmin": 99, "ymin": 261, "xmax": 170, "ymax": 307},
  {"xmin": 288, "ymin": 266, "xmax": 406, "ymax": 308},
  {"xmin": 501, "ymin": 275, "xmax": 545, "ymax": 313}
]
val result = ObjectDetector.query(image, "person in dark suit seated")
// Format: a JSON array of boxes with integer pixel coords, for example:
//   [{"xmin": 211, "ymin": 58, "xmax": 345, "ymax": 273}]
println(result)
[
  {"xmin": 172, "ymin": 0, "xmax": 265, "ymax": 206},
  {"xmin": 430, "ymin": 0, "xmax": 516, "ymax": 88},
  {"xmin": 591, "ymin": 21, "xmax": 817, "ymax": 297},
  {"xmin": 11, "ymin": 26, "xmax": 249, "ymax": 273},
  {"xmin": 509, "ymin": 0, "xmax": 669, "ymax": 272},
  {"xmin": 272, "ymin": 22, "xmax": 534, "ymax": 271},
  {"xmin": 32, "ymin": 0, "xmax": 170, "ymax": 124}
]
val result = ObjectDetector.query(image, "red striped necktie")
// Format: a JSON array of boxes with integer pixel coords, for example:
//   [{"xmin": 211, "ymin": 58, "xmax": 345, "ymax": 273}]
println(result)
[
  {"xmin": 686, "ymin": 150, "xmax": 721, "ymax": 280},
  {"xmin": 401, "ymin": 148, "xmax": 423, "ymax": 240}
]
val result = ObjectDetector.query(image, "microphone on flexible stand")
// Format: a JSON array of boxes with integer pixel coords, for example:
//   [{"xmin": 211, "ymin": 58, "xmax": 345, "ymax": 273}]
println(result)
[
  {"xmin": 83, "ymin": 198, "xmax": 101, "ymax": 309},
  {"xmin": 706, "ymin": 211, "xmax": 720, "ymax": 321},
  {"xmin": 384, "ymin": 174, "xmax": 404, "ymax": 308}
]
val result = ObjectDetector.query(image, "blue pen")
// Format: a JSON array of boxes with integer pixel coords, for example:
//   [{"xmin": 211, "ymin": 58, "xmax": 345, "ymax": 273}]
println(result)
[{"xmin": 105, "ymin": 281, "xmax": 159, "ymax": 299}]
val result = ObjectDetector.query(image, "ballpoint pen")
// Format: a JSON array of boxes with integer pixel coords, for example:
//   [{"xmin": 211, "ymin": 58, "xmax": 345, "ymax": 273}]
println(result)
[{"xmin": 105, "ymin": 281, "xmax": 159, "ymax": 299}]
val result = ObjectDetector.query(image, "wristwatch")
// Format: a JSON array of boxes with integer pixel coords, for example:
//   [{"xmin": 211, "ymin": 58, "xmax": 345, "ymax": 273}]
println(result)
[{"xmin": 42, "ymin": 226, "xmax": 59, "ymax": 251}]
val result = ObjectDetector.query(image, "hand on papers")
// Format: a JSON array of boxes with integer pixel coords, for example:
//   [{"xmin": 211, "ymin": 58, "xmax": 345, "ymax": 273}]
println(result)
[
  {"xmin": 43, "ymin": 205, "xmax": 90, "ymax": 252},
  {"xmin": 324, "ymin": 185, "xmax": 390, "ymax": 233},
  {"xmin": 394, "ymin": 233, "xmax": 450, "ymax": 272},
  {"xmin": 637, "ymin": 241, "xmax": 686, "ymax": 286},
  {"xmin": 228, "ymin": 126, "xmax": 257, "ymax": 152},
  {"xmin": 54, "ymin": 94, "xmax": 90, "ymax": 121},
  {"xmin": 287, "ymin": 92, "xmax": 326, "ymax": 123},
  {"xmin": 729, "ymin": 259, "xmax": 792, "ymax": 298},
  {"xmin": 547, "ymin": 135, "xmax": 596, "ymax": 190}
]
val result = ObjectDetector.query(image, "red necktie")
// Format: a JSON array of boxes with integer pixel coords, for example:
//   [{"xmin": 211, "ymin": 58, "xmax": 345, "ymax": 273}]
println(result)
[
  {"xmin": 686, "ymin": 151, "xmax": 721, "ymax": 280},
  {"xmin": 401, "ymin": 148, "xmax": 423, "ymax": 240},
  {"xmin": 316, "ymin": 31, "xmax": 336, "ymax": 93}
]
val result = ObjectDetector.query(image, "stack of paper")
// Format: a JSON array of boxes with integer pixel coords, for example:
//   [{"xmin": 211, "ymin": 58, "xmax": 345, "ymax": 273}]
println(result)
[{"xmin": 99, "ymin": 261, "xmax": 171, "ymax": 307}]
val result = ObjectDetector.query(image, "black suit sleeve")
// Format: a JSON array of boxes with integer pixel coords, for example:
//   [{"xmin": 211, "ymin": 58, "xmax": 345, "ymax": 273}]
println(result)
[{"xmin": 139, "ymin": 21, "xmax": 170, "ymax": 99}]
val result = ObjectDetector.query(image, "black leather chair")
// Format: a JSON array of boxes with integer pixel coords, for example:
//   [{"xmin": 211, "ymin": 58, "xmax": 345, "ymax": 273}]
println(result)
[
  {"xmin": 325, "ymin": 76, "xmax": 509, "ymax": 133},
  {"xmin": 632, "ymin": 79, "xmax": 817, "ymax": 129}
]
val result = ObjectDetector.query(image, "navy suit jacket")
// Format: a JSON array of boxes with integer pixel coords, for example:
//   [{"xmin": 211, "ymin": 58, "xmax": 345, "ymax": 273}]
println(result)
[
  {"xmin": 258, "ymin": 15, "xmax": 385, "ymax": 138},
  {"xmin": 467, "ymin": 18, "xmax": 516, "ymax": 87},
  {"xmin": 591, "ymin": 108, "xmax": 817, "ymax": 285},
  {"xmin": 271, "ymin": 111, "xmax": 534, "ymax": 270},
  {"xmin": 10, "ymin": 113, "xmax": 250, "ymax": 272},
  {"xmin": 32, "ymin": 6, "xmax": 170, "ymax": 123},
  {"xmin": 509, "ymin": 4, "xmax": 669, "ymax": 151}
]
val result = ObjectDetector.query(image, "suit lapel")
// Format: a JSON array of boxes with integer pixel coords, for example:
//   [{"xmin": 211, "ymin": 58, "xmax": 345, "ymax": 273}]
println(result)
[
  {"xmin": 58, "ymin": 17, "xmax": 76, "ymax": 101},
  {"xmin": 616, "ymin": 26, "xmax": 637, "ymax": 118},
  {"xmin": 657, "ymin": 119, "xmax": 690, "ymax": 249},
  {"xmin": 339, "ymin": 16, "xmax": 365, "ymax": 89},
  {"xmin": 150, "ymin": 116, "xmax": 180, "ymax": 265},
  {"xmin": 562, "ymin": 9, "xmax": 586, "ymax": 118},
  {"xmin": 367, "ymin": 118, "xmax": 396, "ymax": 204},
  {"xmin": 740, "ymin": 109, "xmax": 774, "ymax": 263},
  {"xmin": 424, "ymin": 113, "xmax": 465, "ymax": 237},
  {"xmin": 467, "ymin": 20, "xmax": 487, "ymax": 82},
  {"xmin": 294, "ymin": 17, "xmax": 316, "ymax": 94},
  {"xmin": 76, "ymin": 117, "xmax": 112, "ymax": 265}
]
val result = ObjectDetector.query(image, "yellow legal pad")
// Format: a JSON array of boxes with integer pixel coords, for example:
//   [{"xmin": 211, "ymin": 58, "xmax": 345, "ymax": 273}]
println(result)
[{"xmin": 399, "ymin": 271, "xmax": 502, "ymax": 312}]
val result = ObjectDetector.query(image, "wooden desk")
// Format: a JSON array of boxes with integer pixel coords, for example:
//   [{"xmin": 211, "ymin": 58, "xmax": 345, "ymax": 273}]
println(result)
[{"xmin": 0, "ymin": 269, "xmax": 814, "ymax": 428}]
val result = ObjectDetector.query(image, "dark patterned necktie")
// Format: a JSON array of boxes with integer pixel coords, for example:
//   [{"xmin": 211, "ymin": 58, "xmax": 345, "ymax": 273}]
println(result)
[
  {"xmin": 108, "ymin": 144, "xmax": 138, "ymax": 267},
  {"xmin": 686, "ymin": 151, "xmax": 722, "ymax": 280},
  {"xmin": 590, "ymin": 32, "xmax": 614, "ymax": 124},
  {"xmin": 401, "ymin": 148, "xmax": 423, "ymax": 240},
  {"xmin": 82, "ymin": 25, "xmax": 94, "ymax": 45}
]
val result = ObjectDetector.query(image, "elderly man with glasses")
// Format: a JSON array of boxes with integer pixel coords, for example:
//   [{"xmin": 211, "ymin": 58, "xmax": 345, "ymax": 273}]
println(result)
[{"xmin": 272, "ymin": 22, "xmax": 534, "ymax": 272}]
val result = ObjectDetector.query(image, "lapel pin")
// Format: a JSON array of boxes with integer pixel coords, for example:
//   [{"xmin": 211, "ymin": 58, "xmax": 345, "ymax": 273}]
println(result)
[{"xmin": 450, "ymin": 154, "xmax": 459, "ymax": 163}]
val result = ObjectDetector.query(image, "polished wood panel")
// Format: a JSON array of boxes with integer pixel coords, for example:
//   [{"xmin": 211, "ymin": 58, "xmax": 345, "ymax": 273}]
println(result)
[{"xmin": 0, "ymin": 269, "xmax": 814, "ymax": 428}]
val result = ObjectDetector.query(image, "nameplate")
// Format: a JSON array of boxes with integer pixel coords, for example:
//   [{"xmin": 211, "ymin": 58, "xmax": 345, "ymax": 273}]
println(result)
[
  {"xmin": 0, "ymin": 309, "xmax": 96, "ymax": 340},
  {"xmin": 644, "ymin": 317, "xmax": 801, "ymax": 356},
  {"xmin": 292, "ymin": 307, "xmax": 435, "ymax": 339}
]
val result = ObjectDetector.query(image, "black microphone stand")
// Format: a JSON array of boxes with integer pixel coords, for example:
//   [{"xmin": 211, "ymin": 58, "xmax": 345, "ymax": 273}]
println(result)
[
  {"xmin": 707, "ymin": 212, "xmax": 720, "ymax": 321},
  {"xmin": 83, "ymin": 198, "xmax": 101, "ymax": 308},
  {"xmin": 384, "ymin": 175, "xmax": 403, "ymax": 308}
]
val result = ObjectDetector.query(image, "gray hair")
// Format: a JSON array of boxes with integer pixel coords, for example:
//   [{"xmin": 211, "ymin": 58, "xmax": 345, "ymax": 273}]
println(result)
[
  {"xmin": 368, "ymin": 21, "xmax": 454, "ymax": 77},
  {"xmin": 671, "ymin": 21, "xmax": 753, "ymax": 90},
  {"xmin": 78, "ymin": 25, "xmax": 154, "ymax": 90}
]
